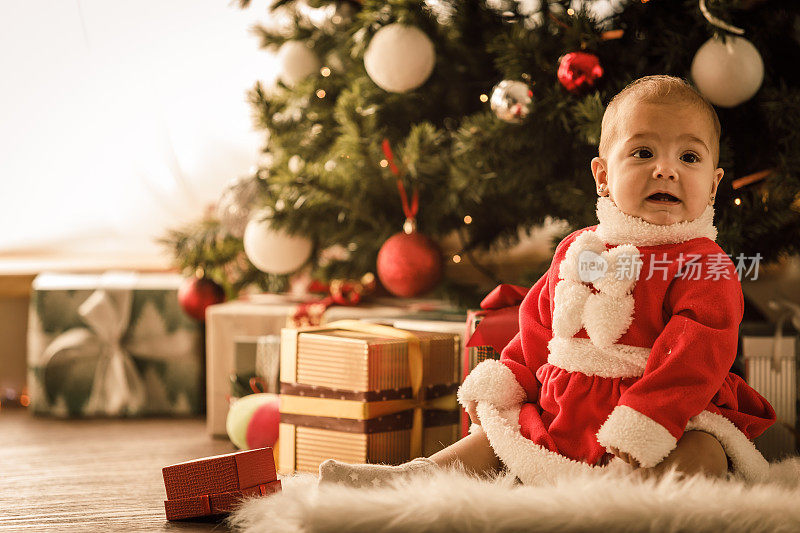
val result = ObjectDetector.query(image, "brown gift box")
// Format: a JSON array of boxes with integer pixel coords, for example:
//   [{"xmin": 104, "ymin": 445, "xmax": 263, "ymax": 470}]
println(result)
[
  {"xmin": 162, "ymin": 447, "xmax": 279, "ymax": 520},
  {"xmin": 278, "ymin": 321, "xmax": 461, "ymax": 474}
]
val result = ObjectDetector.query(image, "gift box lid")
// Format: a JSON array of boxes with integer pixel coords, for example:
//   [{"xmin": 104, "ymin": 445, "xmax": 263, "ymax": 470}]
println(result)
[
  {"xmin": 164, "ymin": 479, "xmax": 282, "ymax": 521},
  {"xmin": 281, "ymin": 326, "xmax": 460, "ymax": 392},
  {"xmin": 162, "ymin": 447, "xmax": 277, "ymax": 501},
  {"xmin": 33, "ymin": 271, "xmax": 184, "ymax": 291}
]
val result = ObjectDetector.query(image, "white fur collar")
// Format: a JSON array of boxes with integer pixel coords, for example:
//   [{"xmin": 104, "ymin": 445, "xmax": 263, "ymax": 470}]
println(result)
[{"xmin": 594, "ymin": 197, "xmax": 717, "ymax": 246}]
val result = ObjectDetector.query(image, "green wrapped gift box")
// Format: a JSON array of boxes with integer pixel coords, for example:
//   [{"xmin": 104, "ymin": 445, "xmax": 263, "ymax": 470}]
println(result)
[{"xmin": 27, "ymin": 272, "xmax": 203, "ymax": 417}]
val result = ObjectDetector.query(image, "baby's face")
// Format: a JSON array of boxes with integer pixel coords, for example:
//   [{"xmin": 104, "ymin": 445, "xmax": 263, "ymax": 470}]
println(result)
[{"xmin": 592, "ymin": 100, "xmax": 723, "ymax": 226}]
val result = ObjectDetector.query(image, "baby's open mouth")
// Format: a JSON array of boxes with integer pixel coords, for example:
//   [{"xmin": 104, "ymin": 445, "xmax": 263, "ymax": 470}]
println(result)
[{"xmin": 646, "ymin": 192, "xmax": 680, "ymax": 203}]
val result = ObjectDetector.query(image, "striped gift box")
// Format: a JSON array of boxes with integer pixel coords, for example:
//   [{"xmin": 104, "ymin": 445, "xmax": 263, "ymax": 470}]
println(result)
[{"xmin": 277, "ymin": 323, "xmax": 461, "ymax": 474}]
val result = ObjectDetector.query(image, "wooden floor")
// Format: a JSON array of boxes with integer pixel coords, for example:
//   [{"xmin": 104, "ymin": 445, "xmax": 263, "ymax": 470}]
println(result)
[{"xmin": 0, "ymin": 407, "xmax": 238, "ymax": 532}]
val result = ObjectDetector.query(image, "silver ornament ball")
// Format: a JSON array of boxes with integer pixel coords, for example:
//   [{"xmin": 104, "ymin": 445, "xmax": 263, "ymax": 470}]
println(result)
[{"xmin": 490, "ymin": 80, "xmax": 533, "ymax": 124}]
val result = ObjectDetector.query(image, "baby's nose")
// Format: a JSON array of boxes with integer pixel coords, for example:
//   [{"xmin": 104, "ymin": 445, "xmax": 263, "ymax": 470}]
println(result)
[{"xmin": 653, "ymin": 164, "xmax": 677, "ymax": 180}]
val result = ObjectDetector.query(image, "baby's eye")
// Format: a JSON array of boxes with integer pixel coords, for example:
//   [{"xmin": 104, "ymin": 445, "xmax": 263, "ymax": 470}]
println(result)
[
  {"xmin": 632, "ymin": 148, "xmax": 653, "ymax": 159},
  {"xmin": 680, "ymin": 152, "xmax": 700, "ymax": 163}
]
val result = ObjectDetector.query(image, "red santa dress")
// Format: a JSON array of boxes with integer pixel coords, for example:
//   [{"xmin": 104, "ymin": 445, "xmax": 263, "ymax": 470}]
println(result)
[{"xmin": 458, "ymin": 197, "xmax": 776, "ymax": 484}]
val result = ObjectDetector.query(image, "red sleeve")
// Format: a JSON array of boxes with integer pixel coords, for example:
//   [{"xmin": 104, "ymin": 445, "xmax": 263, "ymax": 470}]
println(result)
[
  {"xmin": 618, "ymin": 257, "xmax": 743, "ymax": 438},
  {"xmin": 597, "ymin": 251, "xmax": 749, "ymax": 467},
  {"xmin": 499, "ymin": 271, "xmax": 552, "ymax": 403},
  {"xmin": 458, "ymin": 229, "xmax": 585, "ymax": 410},
  {"xmin": 498, "ymin": 229, "xmax": 585, "ymax": 403}
]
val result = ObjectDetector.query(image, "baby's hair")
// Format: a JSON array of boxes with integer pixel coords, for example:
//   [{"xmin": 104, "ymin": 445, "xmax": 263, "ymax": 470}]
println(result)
[{"xmin": 599, "ymin": 75, "xmax": 721, "ymax": 166}]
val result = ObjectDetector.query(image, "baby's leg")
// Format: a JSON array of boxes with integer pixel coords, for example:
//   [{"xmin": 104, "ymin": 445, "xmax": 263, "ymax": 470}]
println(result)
[
  {"xmin": 641, "ymin": 430, "xmax": 728, "ymax": 479},
  {"xmin": 319, "ymin": 427, "xmax": 500, "ymax": 487},
  {"xmin": 428, "ymin": 426, "xmax": 502, "ymax": 475}
]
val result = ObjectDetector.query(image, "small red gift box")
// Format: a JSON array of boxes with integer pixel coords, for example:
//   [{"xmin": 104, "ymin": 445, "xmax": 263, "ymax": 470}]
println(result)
[
  {"xmin": 162, "ymin": 447, "xmax": 280, "ymax": 520},
  {"xmin": 164, "ymin": 480, "xmax": 282, "ymax": 521}
]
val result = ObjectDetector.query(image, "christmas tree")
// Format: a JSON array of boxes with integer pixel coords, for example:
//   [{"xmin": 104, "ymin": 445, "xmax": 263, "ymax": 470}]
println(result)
[{"xmin": 164, "ymin": 0, "xmax": 800, "ymax": 306}]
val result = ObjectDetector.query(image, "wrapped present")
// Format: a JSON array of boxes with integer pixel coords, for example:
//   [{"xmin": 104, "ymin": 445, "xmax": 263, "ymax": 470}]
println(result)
[
  {"xmin": 462, "ymin": 285, "xmax": 527, "ymax": 435},
  {"xmin": 162, "ymin": 447, "xmax": 280, "ymax": 520},
  {"xmin": 740, "ymin": 298, "xmax": 800, "ymax": 460},
  {"xmin": 464, "ymin": 284, "xmax": 528, "ymax": 375},
  {"xmin": 278, "ymin": 320, "xmax": 461, "ymax": 474},
  {"xmin": 206, "ymin": 296, "xmax": 452, "ymax": 436},
  {"xmin": 27, "ymin": 272, "xmax": 203, "ymax": 417}
]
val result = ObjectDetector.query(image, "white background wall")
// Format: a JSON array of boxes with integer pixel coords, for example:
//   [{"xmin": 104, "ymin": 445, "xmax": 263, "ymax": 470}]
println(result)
[{"xmin": 0, "ymin": 0, "xmax": 276, "ymax": 257}]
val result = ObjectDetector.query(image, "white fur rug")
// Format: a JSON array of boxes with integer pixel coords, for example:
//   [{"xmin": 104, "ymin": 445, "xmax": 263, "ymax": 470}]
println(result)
[{"xmin": 230, "ymin": 459, "xmax": 800, "ymax": 533}]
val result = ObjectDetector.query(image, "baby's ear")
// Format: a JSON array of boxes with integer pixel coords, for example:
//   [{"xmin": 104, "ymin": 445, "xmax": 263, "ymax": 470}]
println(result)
[
  {"xmin": 591, "ymin": 157, "xmax": 608, "ymax": 189},
  {"xmin": 713, "ymin": 167, "xmax": 724, "ymax": 194}
]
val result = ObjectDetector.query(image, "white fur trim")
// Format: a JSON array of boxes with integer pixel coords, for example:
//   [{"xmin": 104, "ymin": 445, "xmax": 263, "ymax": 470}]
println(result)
[
  {"xmin": 559, "ymin": 230, "xmax": 606, "ymax": 282},
  {"xmin": 547, "ymin": 337, "xmax": 649, "ymax": 378},
  {"xmin": 582, "ymin": 292, "xmax": 635, "ymax": 348},
  {"xmin": 552, "ymin": 281, "xmax": 591, "ymax": 338},
  {"xmin": 595, "ymin": 196, "xmax": 717, "ymax": 246},
  {"xmin": 686, "ymin": 410, "xmax": 770, "ymax": 482},
  {"xmin": 458, "ymin": 360, "xmax": 527, "ymax": 410},
  {"xmin": 596, "ymin": 405, "xmax": 678, "ymax": 468},
  {"xmin": 554, "ymin": 230, "xmax": 640, "ymax": 348},
  {"xmin": 593, "ymin": 245, "xmax": 642, "ymax": 298},
  {"xmin": 476, "ymin": 402, "xmax": 599, "ymax": 484}
]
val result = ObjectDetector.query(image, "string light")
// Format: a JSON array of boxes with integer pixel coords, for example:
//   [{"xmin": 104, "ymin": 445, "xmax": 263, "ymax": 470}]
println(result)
[
  {"xmin": 567, "ymin": 8, "xmax": 575, "ymax": 15},
  {"xmin": 452, "ymin": 254, "xmax": 462, "ymax": 264},
  {"xmin": 380, "ymin": 159, "xmax": 389, "ymax": 168},
  {"xmin": 463, "ymin": 215, "xmax": 473, "ymax": 224},
  {"xmin": 734, "ymin": 198, "xmax": 742, "ymax": 205},
  {"xmin": 479, "ymin": 94, "xmax": 488, "ymax": 103},
  {"xmin": 316, "ymin": 89, "xmax": 326, "ymax": 99},
  {"xmin": 320, "ymin": 67, "xmax": 331, "ymax": 77}
]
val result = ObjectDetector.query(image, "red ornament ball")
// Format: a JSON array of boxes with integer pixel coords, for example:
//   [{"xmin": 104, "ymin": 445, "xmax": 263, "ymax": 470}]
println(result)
[
  {"xmin": 557, "ymin": 51, "xmax": 603, "ymax": 93},
  {"xmin": 246, "ymin": 399, "xmax": 281, "ymax": 450},
  {"xmin": 376, "ymin": 231, "xmax": 442, "ymax": 297},
  {"xmin": 178, "ymin": 276, "xmax": 225, "ymax": 322}
]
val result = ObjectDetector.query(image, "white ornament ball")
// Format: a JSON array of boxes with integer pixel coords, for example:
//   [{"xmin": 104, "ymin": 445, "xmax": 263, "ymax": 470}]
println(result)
[
  {"xmin": 364, "ymin": 24, "xmax": 435, "ymax": 93},
  {"xmin": 243, "ymin": 217, "xmax": 313, "ymax": 275},
  {"xmin": 691, "ymin": 35, "xmax": 764, "ymax": 108},
  {"xmin": 277, "ymin": 41, "xmax": 321, "ymax": 87}
]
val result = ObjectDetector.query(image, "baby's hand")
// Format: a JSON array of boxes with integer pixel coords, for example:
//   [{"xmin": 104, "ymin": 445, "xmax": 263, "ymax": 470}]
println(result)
[
  {"xmin": 609, "ymin": 447, "xmax": 640, "ymax": 468},
  {"xmin": 465, "ymin": 401, "xmax": 481, "ymax": 426}
]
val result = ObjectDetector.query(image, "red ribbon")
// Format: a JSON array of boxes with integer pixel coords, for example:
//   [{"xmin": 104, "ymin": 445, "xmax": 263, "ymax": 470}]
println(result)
[
  {"xmin": 382, "ymin": 138, "xmax": 402, "ymax": 177},
  {"xmin": 466, "ymin": 284, "xmax": 529, "ymax": 353},
  {"xmin": 396, "ymin": 180, "xmax": 419, "ymax": 220},
  {"xmin": 292, "ymin": 279, "xmax": 371, "ymax": 326},
  {"xmin": 382, "ymin": 138, "xmax": 419, "ymax": 220}
]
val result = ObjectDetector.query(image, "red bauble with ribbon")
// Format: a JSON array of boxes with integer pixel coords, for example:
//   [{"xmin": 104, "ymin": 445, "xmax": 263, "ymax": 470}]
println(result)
[
  {"xmin": 178, "ymin": 276, "xmax": 226, "ymax": 322},
  {"xmin": 557, "ymin": 51, "xmax": 603, "ymax": 93},
  {"xmin": 376, "ymin": 139, "xmax": 443, "ymax": 298},
  {"xmin": 377, "ymin": 228, "xmax": 442, "ymax": 298}
]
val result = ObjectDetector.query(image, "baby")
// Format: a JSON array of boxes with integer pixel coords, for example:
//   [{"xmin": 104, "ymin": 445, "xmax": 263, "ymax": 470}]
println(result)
[{"xmin": 320, "ymin": 75, "xmax": 776, "ymax": 487}]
